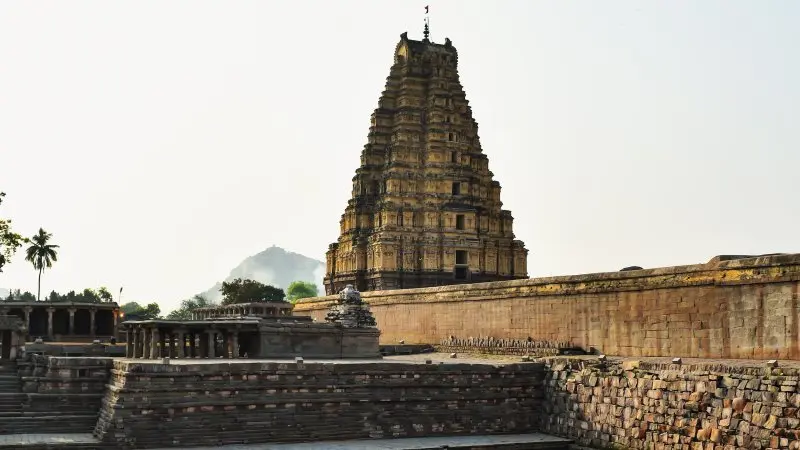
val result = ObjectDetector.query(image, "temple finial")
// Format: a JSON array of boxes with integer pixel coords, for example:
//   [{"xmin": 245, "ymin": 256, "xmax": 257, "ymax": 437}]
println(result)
[{"xmin": 423, "ymin": 5, "xmax": 430, "ymax": 41}]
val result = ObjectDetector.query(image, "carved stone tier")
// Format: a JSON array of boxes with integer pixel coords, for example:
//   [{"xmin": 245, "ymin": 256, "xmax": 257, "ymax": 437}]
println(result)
[{"xmin": 324, "ymin": 31, "xmax": 528, "ymax": 294}]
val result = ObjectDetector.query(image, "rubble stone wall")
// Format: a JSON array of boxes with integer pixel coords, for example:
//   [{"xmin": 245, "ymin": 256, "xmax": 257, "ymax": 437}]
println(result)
[
  {"xmin": 541, "ymin": 358, "xmax": 800, "ymax": 450},
  {"xmin": 296, "ymin": 254, "xmax": 800, "ymax": 359},
  {"xmin": 93, "ymin": 360, "xmax": 546, "ymax": 448}
]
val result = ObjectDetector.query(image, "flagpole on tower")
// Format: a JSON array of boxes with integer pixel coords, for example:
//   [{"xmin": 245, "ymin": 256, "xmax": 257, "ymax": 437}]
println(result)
[{"xmin": 423, "ymin": 5, "xmax": 430, "ymax": 41}]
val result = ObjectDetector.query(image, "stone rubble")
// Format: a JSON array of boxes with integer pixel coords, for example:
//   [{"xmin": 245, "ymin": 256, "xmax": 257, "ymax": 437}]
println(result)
[
  {"xmin": 324, "ymin": 285, "xmax": 377, "ymax": 328},
  {"xmin": 541, "ymin": 358, "xmax": 800, "ymax": 450}
]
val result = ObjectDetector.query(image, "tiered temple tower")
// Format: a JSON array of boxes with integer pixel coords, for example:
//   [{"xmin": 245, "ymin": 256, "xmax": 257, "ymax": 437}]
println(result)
[{"xmin": 324, "ymin": 31, "xmax": 528, "ymax": 295}]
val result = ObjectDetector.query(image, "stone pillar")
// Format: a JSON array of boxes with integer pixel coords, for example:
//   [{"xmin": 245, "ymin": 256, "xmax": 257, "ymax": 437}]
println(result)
[
  {"xmin": 185, "ymin": 333, "xmax": 192, "ymax": 358},
  {"xmin": 23, "ymin": 307, "xmax": 31, "ymax": 340},
  {"xmin": 199, "ymin": 332, "xmax": 208, "ymax": 358},
  {"xmin": 89, "ymin": 309, "xmax": 96, "ymax": 337},
  {"xmin": 207, "ymin": 332, "xmax": 216, "ymax": 358},
  {"xmin": 131, "ymin": 329, "xmax": 138, "ymax": 358},
  {"xmin": 138, "ymin": 329, "xmax": 146, "ymax": 358},
  {"xmin": 46, "ymin": 308, "xmax": 54, "ymax": 339},
  {"xmin": 68, "ymin": 308, "xmax": 76, "ymax": 335},
  {"xmin": 173, "ymin": 332, "xmax": 181, "ymax": 358},
  {"xmin": 151, "ymin": 329, "xmax": 160, "ymax": 359},
  {"xmin": 159, "ymin": 331, "xmax": 167, "ymax": 358},
  {"xmin": 144, "ymin": 329, "xmax": 152, "ymax": 359},
  {"xmin": 232, "ymin": 331, "xmax": 239, "ymax": 359},
  {"xmin": 113, "ymin": 311, "xmax": 119, "ymax": 341},
  {"xmin": 190, "ymin": 333, "xmax": 197, "ymax": 358},
  {"xmin": 126, "ymin": 329, "xmax": 133, "ymax": 357}
]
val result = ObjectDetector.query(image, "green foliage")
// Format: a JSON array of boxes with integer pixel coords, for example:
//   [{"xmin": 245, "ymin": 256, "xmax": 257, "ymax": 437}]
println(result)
[
  {"xmin": 0, "ymin": 192, "xmax": 28, "ymax": 273},
  {"xmin": 120, "ymin": 302, "xmax": 143, "ymax": 314},
  {"xmin": 166, "ymin": 295, "xmax": 215, "ymax": 320},
  {"xmin": 1, "ymin": 289, "xmax": 36, "ymax": 302},
  {"xmin": 97, "ymin": 286, "xmax": 113, "ymax": 303},
  {"xmin": 286, "ymin": 281, "xmax": 318, "ymax": 303},
  {"xmin": 220, "ymin": 278, "xmax": 286, "ymax": 305},
  {"xmin": 120, "ymin": 301, "xmax": 161, "ymax": 320},
  {"xmin": 24, "ymin": 228, "xmax": 59, "ymax": 301},
  {"xmin": 1, "ymin": 286, "xmax": 115, "ymax": 303}
]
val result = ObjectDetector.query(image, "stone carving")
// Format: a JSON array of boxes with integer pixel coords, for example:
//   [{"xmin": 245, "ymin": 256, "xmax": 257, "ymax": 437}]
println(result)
[
  {"xmin": 324, "ymin": 285, "xmax": 377, "ymax": 328},
  {"xmin": 323, "ymin": 32, "xmax": 528, "ymax": 294},
  {"xmin": 437, "ymin": 335, "xmax": 580, "ymax": 357}
]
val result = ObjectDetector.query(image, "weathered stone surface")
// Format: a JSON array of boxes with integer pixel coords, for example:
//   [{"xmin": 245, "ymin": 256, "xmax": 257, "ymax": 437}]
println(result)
[
  {"xmin": 93, "ymin": 360, "xmax": 546, "ymax": 448},
  {"xmin": 323, "ymin": 32, "xmax": 528, "ymax": 295},
  {"xmin": 298, "ymin": 253, "xmax": 800, "ymax": 359},
  {"xmin": 324, "ymin": 285, "xmax": 377, "ymax": 328},
  {"xmin": 540, "ymin": 358, "xmax": 800, "ymax": 450}
]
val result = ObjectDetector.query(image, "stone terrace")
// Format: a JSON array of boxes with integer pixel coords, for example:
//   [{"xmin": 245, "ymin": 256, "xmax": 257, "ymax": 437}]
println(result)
[{"xmin": 93, "ymin": 356, "xmax": 548, "ymax": 448}]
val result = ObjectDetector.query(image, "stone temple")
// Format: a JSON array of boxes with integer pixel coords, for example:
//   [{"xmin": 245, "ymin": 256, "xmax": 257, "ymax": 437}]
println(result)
[{"xmin": 324, "ymin": 31, "xmax": 529, "ymax": 294}]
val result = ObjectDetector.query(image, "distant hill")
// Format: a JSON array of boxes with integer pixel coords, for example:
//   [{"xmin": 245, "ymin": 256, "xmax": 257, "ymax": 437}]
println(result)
[{"xmin": 196, "ymin": 246, "xmax": 325, "ymax": 302}]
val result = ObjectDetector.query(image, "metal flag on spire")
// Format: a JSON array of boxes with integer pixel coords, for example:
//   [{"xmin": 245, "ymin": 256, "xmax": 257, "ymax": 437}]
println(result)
[{"xmin": 424, "ymin": 5, "xmax": 430, "ymax": 40}]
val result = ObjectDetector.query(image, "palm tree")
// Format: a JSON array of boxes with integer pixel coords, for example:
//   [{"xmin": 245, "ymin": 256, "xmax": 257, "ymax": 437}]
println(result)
[{"xmin": 24, "ymin": 228, "xmax": 59, "ymax": 301}]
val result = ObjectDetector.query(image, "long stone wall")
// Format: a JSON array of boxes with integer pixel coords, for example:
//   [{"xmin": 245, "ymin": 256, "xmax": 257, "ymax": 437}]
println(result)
[
  {"xmin": 295, "ymin": 254, "xmax": 800, "ymax": 360},
  {"xmin": 540, "ymin": 357, "xmax": 800, "ymax": 450},
  {"xmin": 93, "ymin": 360, "xmax": 546, "ymax": 448}
]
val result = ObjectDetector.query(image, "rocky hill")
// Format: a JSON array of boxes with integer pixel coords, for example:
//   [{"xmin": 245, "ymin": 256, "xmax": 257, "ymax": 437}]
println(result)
[{"xmin": 196, "ymin": 246, "xmax": 324, "ymax": 302}]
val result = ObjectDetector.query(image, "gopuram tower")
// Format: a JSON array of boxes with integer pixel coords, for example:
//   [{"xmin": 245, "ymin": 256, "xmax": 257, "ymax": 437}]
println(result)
[{"xmin": 324, "ymin": 28, "xmax": 528, "ymax": 295}]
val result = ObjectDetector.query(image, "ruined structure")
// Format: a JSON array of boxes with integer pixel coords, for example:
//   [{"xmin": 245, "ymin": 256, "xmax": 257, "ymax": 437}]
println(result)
[
  {"xmin": 0, "ymin": 314, "xmax": 25, "ymax": 360},
  {"xmin": 324, "ymin": 31, "xmax": 528, "ymax": 294},
  {"xmin": 0, "ymin": 301, "xmax": 119, "ymax": 343},
  {"xmin": 121, "ymin": 289, "xmax": 380, "ymax": 360}
]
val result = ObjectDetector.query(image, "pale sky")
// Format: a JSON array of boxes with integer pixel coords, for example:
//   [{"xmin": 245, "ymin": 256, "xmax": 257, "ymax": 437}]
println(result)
[{"xmin": 1, "ymin": 1, "xmax": 798, "ymax": 312}]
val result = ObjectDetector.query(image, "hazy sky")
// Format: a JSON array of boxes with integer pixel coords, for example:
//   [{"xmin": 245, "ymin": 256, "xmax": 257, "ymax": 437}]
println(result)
[{"xmin": 1, "ymin": 1, "xmax": 798, "ymax": 311}]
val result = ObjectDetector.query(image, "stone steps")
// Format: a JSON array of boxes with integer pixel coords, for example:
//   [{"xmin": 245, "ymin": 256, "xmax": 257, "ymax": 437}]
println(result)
[
  {"xmin": 0, "ymin": 415, "xmax": 99, "ymax": 435},
  {"xmin": 0, "ymin": 433, "xmax": 112, "ymax": 449}
]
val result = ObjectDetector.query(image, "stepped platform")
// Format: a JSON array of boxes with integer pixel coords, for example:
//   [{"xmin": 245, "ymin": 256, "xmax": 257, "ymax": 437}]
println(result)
[{"xmin": 0, "ymin": 433, "xmax": 570, "ymax": 450}]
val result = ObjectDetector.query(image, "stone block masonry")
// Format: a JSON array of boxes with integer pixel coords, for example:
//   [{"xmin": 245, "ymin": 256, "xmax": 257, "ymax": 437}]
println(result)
[
  {"xmin": 295, "ymin": 254, "xmax": 800, "ymax": 360},
  {"xmin": 540, "ymin": 357, "xmax": 800, "ymax": 450},
  {"xmin": 0, "ymin": 355, "xmax": 112, "ymax": 436},
  {"xmin": 93, "ymin": 359, "xmax": 547, "ymax": 448}
]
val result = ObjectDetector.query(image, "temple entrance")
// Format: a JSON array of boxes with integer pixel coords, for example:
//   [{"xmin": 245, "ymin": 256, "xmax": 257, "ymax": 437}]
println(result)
[
  {"xmin": 53, "ymin": 309, "xmax": 69, "ymax": 336},
  {"xmin": 74, "ymin": 309, "xmax": 91, "ymax": 335},
  {"xmin": 1, "ymin": 330, "xmax": 11, "ymax": 359},
  {"xmin": 96, "ymin": 310, "xmax": 114, "ymax": 336},
  {"xmin": 29, "ymin": 308, "xmax": 47, "ymax": 338},
  {"xmin": 238, "ymin": 332, "xmax": 260, "ymax": 358}
]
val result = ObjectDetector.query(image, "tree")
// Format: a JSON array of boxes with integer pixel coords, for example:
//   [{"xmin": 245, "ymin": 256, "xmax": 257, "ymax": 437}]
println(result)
[
  {"xmin": 142, "ymin": 303, "xmax": 161, "ymax": 319},
  {"xmin": 0, "ymin": 192, "xmax": 27, "ymax": 273},
  {"xmin": 97, "ymin": 286, "xmax": 113, "ymax": 303},
  {"xmin": 286, "ymin": 281, "xmax": 319, "ymax": 303},
  {"xmin": 120, "ymin": 301, "xmax": 161, "ymax": 320},
  {"xmin": 220, "ymin": 278, "xmax": 286, "ymax": 305},
  {"xmin": 167, "ymin": 294, "xmax": 214, "ymax": 320},
  {"xmin": 76, "ymin": 288, "xmax": 101, "ymax": 304},
  {"xmin": 120, "ymin": 302, "xmax": 143, "ymax": 315},
  {"xmin": 24, "ymin": 228, "xmax": 59, "ymax": 301}
]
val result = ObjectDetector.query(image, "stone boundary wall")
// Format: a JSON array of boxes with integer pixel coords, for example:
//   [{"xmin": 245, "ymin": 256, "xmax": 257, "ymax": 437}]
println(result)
[
  {"xmin": 93, "ymin": 360, "xmax": 546, "ymax": 448},
  {"xmin": 540, "ymin": 358, "xmax": 800, "ymax": 450},
  {"xmin": 295, "ymin": 254, "xmax": 800, "ymax": 359}
]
